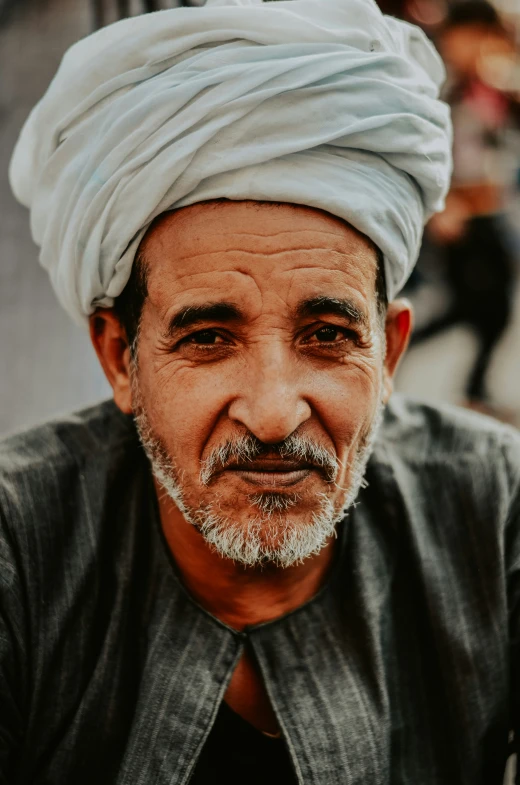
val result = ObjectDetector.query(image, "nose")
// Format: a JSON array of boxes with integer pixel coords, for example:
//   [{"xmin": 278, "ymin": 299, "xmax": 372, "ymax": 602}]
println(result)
[{"xmin": 227, "ymin": 343, "xmax": 312, "ymax": 444}]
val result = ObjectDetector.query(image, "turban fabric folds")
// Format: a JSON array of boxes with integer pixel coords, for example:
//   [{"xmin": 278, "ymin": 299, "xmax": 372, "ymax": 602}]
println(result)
[{"xmin": 9, "ymin": 0, "xmax": 452, "ymax": 323}]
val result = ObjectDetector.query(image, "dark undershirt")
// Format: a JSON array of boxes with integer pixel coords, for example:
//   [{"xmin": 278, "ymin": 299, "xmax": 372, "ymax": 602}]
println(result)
[{"xmin": 190, "ymin": 701, "xmax": 299, "ymax": 785}]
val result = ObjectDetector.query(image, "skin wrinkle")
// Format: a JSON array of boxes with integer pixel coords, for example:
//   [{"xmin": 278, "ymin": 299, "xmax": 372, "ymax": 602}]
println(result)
[
  {"xmin": 149, "ymin": 350, "xmax": 379, "ymax": 472},
  {"xmin": 90, "ymin": 200, "xmax": 412, "ymax": 626},
  {"xmin": 159, "ymin": 305, "xmax": 376, "ymax": 367},
  {"xmin": 170, "ymin": 248, "xmax": 371, "ymax": 264},
  {"xmin": 163, "ymin": 296, "xmax": 369, "ymax": 334},
  {"xmin": 153, "ymin": 329, "xmax": 377, "ymax": 380},
  {"xmin": 164, "ymin": 220, "xmax": 354, "ymax": 240},
  {"xmin": 155, "ymin": 275, "xmax": 373, "ymax": 346},
  {"xmin": 151, "ymin": 263, "xmax": 375, "ymax": 328},
  {"xmin": 138, "ymin": 204, "xmax": 386, "ymax": 558}
]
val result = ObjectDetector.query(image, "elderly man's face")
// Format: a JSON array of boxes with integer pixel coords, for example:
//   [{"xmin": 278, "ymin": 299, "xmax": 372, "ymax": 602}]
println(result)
[{"xmin": 94, "ymin": 201, "xmax": 411, "ymax": 567}]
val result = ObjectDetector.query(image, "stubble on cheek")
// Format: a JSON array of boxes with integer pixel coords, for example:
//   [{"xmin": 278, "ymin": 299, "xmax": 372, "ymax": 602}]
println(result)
[{"xmin": 129, "ymin": 353, "xmax": 384, "ymax": 568}]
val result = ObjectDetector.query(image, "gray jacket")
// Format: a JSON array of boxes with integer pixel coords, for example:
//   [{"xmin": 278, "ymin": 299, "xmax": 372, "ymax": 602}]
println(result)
[{"xmin": 1, "ymin": 396, "xmax": 519, "ymax": 784}]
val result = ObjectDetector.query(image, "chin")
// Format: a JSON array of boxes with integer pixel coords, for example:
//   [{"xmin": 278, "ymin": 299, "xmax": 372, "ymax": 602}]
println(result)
[{"xmin": 190, "ymin": 491, "xmax": 344, "ymax": 569}]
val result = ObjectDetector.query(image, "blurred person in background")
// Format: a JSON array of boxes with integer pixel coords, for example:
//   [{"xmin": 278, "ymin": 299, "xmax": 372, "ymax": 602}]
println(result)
[{"xmin": 411, "ymin": 0, "xmax": 519, "ymax": 415}]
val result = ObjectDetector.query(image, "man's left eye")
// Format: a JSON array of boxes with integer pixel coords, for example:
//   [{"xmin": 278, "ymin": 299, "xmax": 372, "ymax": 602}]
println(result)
[
  {"xmin": 189, "ymin": 330, "xmax": 222, "ymax": 345},
  {"xmin": 312, "ymin": 326, "xmax": 348, "ymax": 343}
]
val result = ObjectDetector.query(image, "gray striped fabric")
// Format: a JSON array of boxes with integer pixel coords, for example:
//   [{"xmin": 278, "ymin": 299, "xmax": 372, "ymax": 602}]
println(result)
[{"xmin": 1, "ymin": 395, "xmax": 520, "ymax": 784}]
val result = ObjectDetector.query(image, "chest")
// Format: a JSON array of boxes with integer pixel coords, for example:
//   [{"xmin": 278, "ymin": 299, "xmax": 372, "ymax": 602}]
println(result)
[
  {"xmin": 19, "ymin": 507, "xmax": 511, "ymax": 785},
  {"xmin": 224, "ymin": 647, "xmax": 280, "ymax": 735}
]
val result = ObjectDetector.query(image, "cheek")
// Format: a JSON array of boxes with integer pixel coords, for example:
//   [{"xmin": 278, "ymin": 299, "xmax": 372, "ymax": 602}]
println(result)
[
  {"xmin": 313, "ymin": 360, "xmax": 383, "ymax": 459},
  {"xmin": 136, "ymin": 355, "xmax": 233, "ymax": 466}
]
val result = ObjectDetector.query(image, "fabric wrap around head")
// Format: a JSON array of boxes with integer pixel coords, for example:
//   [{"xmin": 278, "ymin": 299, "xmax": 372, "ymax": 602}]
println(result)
[{"xmin": 9, "ymin": 0, "xmax": 452, "ymax": 324}]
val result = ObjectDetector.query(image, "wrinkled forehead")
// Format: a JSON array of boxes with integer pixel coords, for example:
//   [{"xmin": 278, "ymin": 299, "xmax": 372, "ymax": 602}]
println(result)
[{"xmin": 140, "ymin": 201, "xmax": 379, "ymax": 316}]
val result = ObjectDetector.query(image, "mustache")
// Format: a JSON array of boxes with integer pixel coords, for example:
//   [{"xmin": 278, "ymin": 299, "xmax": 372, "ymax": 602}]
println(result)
[{"xmin": 200, "ymin": 432, "xmax": 339, "ymax": 486}]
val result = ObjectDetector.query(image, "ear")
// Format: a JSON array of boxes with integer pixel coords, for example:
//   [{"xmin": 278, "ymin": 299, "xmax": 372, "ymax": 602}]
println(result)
[
  {"xmin": 382, "ymin": 299, "xmax": 413, "ymax": 405},
  {"xmin": 89, "ymin": 309, "xmax": 133, "ymax": 414}
]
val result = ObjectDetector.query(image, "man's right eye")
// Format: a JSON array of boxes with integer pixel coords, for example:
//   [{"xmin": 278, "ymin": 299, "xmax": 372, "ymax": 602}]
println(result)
[{"xmin": 186, "ymin": 330, "xmax": 223, "ymax": 345}]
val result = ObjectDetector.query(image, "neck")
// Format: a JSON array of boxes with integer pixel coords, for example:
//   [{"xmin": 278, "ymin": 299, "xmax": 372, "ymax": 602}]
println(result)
[{"xmin": 156, "ymin": 482, "xmax": 336, "ymax": 631}]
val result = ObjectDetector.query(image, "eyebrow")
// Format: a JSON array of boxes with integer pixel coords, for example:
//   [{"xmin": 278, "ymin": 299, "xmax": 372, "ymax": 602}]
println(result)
[
  {"xmin": 164, "ymin": 295, "xmax": 367, "ymax": 338},
  {"xmin": 165, "ymin": 302, "xmax": 242, "ymax": 336},
  {"xmin": 296, "ymin": 296, "xmax": 368, "ymax": 327}
]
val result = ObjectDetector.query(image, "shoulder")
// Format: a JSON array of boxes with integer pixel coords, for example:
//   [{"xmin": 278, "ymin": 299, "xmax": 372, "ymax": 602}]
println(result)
[
  {"xmin": 0, "ymin": 400, "xmax": 145, "ymax": 645},
  {"xmin": 379, "ymin": 394, "xmax": 520, "ymax": 478},
  {"xmin": 0, "ymin": 400, "xmax": 140, "ymax": 543},
  {"xmin": 0, "ymin": 403, "xmax": 150, "ymax": 746},
  {"xmin": 0, "ymin": 399, "xmax": 135, "ymax": 474},
  {"xmin": 372, "ymin": 394, "xmax": 520, "ymax": 527}
]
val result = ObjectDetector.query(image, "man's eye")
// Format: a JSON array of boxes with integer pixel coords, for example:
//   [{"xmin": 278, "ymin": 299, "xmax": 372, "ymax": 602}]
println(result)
[
  {"xmin": 187, "ymin": 330, "xmax": 222, "ymax": 345},
  {"xmin": 312, "ymin": 326, "xmax": 349, "ymax": 343}
]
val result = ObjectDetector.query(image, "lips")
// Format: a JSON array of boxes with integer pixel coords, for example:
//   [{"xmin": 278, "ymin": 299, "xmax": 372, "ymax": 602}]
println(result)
[{"xmin": 224, "ymin": 459, "xmax": 315, "ymax": 488}]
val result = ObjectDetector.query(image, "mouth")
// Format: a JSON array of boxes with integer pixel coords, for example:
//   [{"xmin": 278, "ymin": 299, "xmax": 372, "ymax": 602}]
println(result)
[{"xmin": 224, "ymin": 459, "xmax": 315, "ymax": 488}]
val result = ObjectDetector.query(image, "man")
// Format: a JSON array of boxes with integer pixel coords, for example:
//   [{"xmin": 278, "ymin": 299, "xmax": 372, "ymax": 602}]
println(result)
[{"xmin": 3, "ymin": 0, "xmax": 518, "ymax": 783}]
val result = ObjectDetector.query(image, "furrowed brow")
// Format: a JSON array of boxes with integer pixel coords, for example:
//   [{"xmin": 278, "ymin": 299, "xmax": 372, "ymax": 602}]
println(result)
[
  {"xmin": 297, "ymin": 297, "xmax": 368, "ymax": 328},
  {"xmin": 166, "ymin": 302, "xmax": 242, "ymax": 337}
]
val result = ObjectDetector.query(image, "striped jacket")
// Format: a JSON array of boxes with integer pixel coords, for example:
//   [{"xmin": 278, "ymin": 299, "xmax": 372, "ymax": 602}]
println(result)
[{"xmin": 0, "ymin": 396, "xmax": 519, "ymax": 784}]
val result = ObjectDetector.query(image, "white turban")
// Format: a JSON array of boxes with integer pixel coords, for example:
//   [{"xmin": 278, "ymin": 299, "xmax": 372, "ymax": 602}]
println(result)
[{"xmin": 9, "ymin": 0, "xmax": 452, "ymax": 324}]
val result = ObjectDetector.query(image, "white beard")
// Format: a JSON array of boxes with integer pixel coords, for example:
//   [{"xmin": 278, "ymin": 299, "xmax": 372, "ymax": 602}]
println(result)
[{"xmin": 133, "ymin": 376, "xmax": 383, "ymax": 568}]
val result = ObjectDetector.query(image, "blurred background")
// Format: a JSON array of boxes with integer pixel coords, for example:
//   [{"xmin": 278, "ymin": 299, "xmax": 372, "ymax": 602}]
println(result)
[
  {"xmin": 1, "ymin": 0, "xmax": 519, "ymax": 439},
  {"xmin": 382, "ymin": 0, "xmax": 520, "ymax": 426}
]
